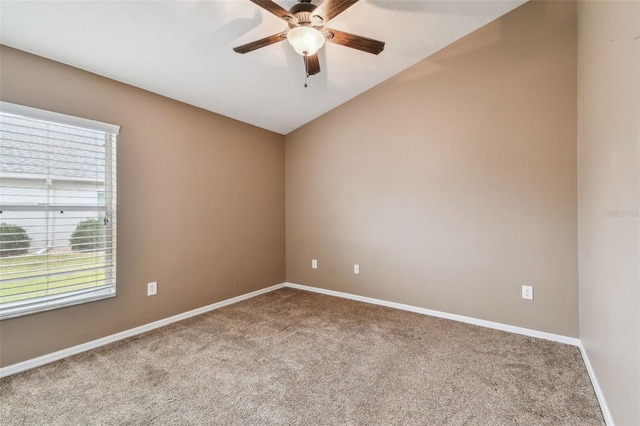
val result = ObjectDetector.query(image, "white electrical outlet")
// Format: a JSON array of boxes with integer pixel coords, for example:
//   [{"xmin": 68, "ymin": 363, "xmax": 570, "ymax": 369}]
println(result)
[
  {"xmin": 522, "ymin": 285, "xmax": 533, "ymax": 300},
  {"xmin": 147, "ymin": 281, "xmax": 157, "ymax": 296},
  {"xmin": 354, "ymin": 264, "xmax": 360, "ymax": 274},
  {"xmin": 312, "ymin": 259, "xmax": 318, "ymax": 269}
]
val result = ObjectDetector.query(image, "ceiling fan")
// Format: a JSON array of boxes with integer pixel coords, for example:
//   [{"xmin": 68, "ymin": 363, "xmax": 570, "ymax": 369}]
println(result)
[{"xmin": 233, "ymin": 0, "xmax": 385, "ymax": 83}]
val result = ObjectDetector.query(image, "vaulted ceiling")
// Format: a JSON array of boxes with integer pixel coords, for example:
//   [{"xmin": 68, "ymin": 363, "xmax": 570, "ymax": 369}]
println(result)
[{"xmin": 0, "ymin": 0, "xmax": 526, "ymax": 134}]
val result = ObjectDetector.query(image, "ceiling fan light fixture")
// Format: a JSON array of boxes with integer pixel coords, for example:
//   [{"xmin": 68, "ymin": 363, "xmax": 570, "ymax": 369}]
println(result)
[{"xmin": 287, "ymin": 26, "xmax": 325, "ymax": 56}]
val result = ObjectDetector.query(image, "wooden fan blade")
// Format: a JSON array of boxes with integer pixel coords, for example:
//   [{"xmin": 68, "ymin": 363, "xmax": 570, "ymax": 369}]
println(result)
[
  {"xmin": 233, "ymin": 31, "xmax": 288, "ymax": 54},
  {"xmin": 248, "ymin": 0, "xmax": 292, "ymax": 20},
  {"xmin": 326, "ymin": 28, "xmax": 385, "ymax": 55},
  {"xmin": 316, "ymin": 0, "xmax": 359, "ymax": 22},
  {"xmin": 305, "ymin": 53, "xmax": 321, "ymax": 76}
]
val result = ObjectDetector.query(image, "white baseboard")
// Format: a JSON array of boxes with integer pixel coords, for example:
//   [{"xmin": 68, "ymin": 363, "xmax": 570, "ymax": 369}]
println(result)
[
  {"xmin": 0, "ymin": 282, "xmax": 286, "ymax": 379},
  {"xmin": 578, "ymin": 343, "xmax": 614, "ymax": 425},
  {"xmin": 284, "ymin": 282, "xmax": 581, "ymax": 346}
]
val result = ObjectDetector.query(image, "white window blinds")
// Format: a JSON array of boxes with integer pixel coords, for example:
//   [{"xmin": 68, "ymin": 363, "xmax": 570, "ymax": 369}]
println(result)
[{"xmin": 0, "ymin": 102, "xmax": 119, "ymax": 319}]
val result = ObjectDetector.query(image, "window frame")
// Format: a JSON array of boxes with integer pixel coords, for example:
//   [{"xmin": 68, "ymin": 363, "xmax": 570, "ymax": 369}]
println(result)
[{"xmin": 0, "ymin": 102, "xmax": 119, "ymax": 319}]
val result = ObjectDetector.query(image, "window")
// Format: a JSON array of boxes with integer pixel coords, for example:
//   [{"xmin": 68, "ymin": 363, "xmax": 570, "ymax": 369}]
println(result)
[{"xmin": 0, "ymin": 102, "xmax": 119, "ymax": 319}]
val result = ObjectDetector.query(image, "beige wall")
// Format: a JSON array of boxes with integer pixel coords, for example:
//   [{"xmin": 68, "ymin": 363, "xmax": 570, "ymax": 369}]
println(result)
[
  {"xmin": 577, "ymin": 1, "xmax": 640, "ymax": 425},
  {"xmin": 286, "ymin": 1, "xmax": 578, "ymax": 336},
  {"xmin": 0, "ymin": 45, "xmax": 285, "ymax": 367}
]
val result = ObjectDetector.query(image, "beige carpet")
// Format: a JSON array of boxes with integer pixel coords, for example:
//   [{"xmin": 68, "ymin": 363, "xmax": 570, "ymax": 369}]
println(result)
[{"xmin": 1, "ymin": 288, "xmax": 603, "ymax": 425}]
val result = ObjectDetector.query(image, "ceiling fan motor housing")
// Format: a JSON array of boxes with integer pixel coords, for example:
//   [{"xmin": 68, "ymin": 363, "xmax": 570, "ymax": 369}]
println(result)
[{"xmin": 288, "ymin": 2, "xmax": 322, "ymax": 28}]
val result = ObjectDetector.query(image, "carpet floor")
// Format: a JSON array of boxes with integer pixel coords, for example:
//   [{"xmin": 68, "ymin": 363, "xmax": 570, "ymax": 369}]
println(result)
[{"xmin": 1, "ymin": 288, "xmax": 604, "ymax": 425}]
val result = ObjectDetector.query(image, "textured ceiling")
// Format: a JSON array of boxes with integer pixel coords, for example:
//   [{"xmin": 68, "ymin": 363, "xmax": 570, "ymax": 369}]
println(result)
[{"xmin": 0, "ymin": 0, "xmax": 526, "ymax": 134}]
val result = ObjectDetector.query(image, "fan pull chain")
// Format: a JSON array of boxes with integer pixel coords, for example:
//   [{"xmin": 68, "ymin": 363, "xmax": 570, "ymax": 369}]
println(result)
[{"xmin": 304, "ymin": 54, "xmax": 308, "ymax": 88}]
